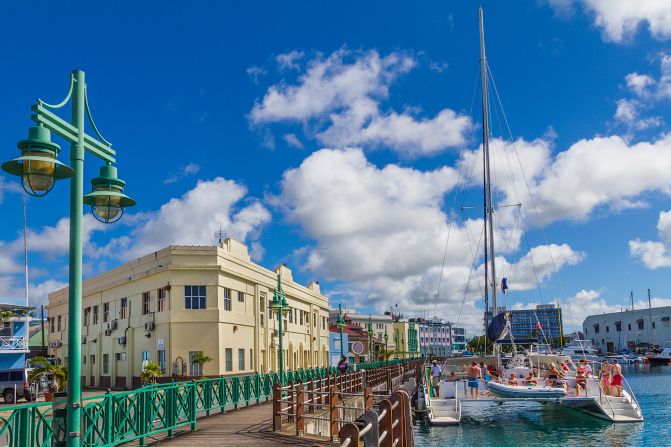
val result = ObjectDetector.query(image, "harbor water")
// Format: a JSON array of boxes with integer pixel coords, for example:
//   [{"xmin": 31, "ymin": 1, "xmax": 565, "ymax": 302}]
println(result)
[{"xmin": 414, "ymin": 364, "xmax": 671, "ymax": 446}]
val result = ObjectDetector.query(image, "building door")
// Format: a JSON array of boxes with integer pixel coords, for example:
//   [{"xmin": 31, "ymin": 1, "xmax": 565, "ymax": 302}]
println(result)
[{"xmin": 606, "ymin": 342, "xmax": 614, "ymax": 353}]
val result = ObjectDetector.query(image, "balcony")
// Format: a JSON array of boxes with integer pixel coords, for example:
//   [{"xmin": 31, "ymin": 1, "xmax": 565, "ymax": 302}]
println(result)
[{"xmin": 0, "ymin": 336, "xmax": 29, "ymax": 353}]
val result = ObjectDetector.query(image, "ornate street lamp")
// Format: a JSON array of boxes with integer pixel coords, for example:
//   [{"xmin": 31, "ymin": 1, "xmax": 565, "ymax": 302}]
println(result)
[
  {"xmin": 1, "ymin": 70, "xmax": 135, "ymax": 447},
  {"xmin": 401, "ymin": 334, "xmax": 405, "ymax": 359},
  {"xmin": 270, "ymin": 270, "xmax": 290, "ymax": 381},
  {"xmin": 83, "ymin": 163, "xmax": 135, "ymax": 223},
  {"xmin": 384, "ymin": 326, "xmax": 389, "ymax": 364},
  {"xmin": 2, "ymin": 126, "xmax": 73, "ymax": 196},
  {"xmin": 367, "ymin": 316, "xmax": 374, "ymax": 363},
  {"xmin": 336, "ymin": 303, "xmax": 346, "ymax": 359}
]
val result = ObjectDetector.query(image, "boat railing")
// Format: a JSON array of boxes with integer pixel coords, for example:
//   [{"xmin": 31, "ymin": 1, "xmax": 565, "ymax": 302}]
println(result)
[
  {"xmin": 590, "ymin": 376, "xmax": 616, "ymax": 420},
  {"xmin": 620, "ymin": 375, "xmax": 640, "ymax": 412}
]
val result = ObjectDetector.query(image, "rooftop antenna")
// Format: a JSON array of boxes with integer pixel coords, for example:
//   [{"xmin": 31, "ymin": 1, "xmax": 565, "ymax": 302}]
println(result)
[
  {"xmin": 214, "ymin": 227, "xmax": 227, "ymax": 246},
  {"xmin": 630, "ymin": 290, "xmax": 634, "ymax": 312}
]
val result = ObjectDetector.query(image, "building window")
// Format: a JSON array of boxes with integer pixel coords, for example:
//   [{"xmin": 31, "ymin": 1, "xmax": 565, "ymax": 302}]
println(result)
[
  {"xmin": 185, "ymin": 286, "xmax": 207, "ymax": 310},
  {"xmin": 593, "ymin": 324, "xmax": 599, "ymax": 334},
  {"xmin": 237, "ymin": 291, "xmax": 244, "ymax": 303},
  {"xmin": 322, "ymin": 316, "xmax": 326, "ymax": 330},
  {"xmin": 158, "ymin": 350, "xmax": 166, "ymax": 373},
  {"xmin": 158, "ymin": 288, "xmax": 167, "ymax": 312},
  {"xmin": 313, "ymin": 313, "xmax": 317, "ymax": 327},
  {"xmin": 628, "ymin": 323, "xmax": 631, "ymax": 331},
  {"xmin": 652, "ymin": 322, "xmax": 656, "ymax": 329},
  {"xmin": 615, "ymin": 322, "xmax": 621, "ymax": 332},
  {"xmin": 606, "ymin": 326, "xmax": 609, "ymax": 333},
  {"xmin": 637, "ymin": 320, "xmax": 644, "ymax": 330},
  {"xmin": 83, "ymin": 307, "xmax": 90, "ymax": 326},
  {"xmin": 103, "ymin": 354, "xmax": 109, "ymax": 374},
  {"xmin": 90, "ymin": 355, "xmax": 95, "ymax": 365},
  {"xmin": 238, "ymin": 348, "xmax": 245, "ymax": 370},
  {"xmin": 299, "ymin": 310, "xmax": 304, "ymax": 325},
  {"xmin": 224, "ymin": 288, "xmax": 232, "ymax": 311},
  {"xmin": 57, "ymin": 315, "xmax": 62, "ymax": 331},
  {"xmin": 50, "ymin": 318, "xmax": 55, "ymax": 333},
  {"xmin": 120, "ymin": 298, "xmax": 129, "ymax": 319},
  {"xmin": 189, "ymin": 351, "xmax": 203, "ymax": 376},
  {"xmin": 142, "ymin": 292, "xmax": 151, "ymax": 315},
  {"xmin": 103, "ymin": 303, "xmax": 110, "ymax": 322},
  {"xmin": 93, "ymin": 305, "xmax": 99, "ymax": 325},
  {"xmin": 288, "ymin": 308, "xmax": 293, "ymax": 324},
  {"xmin": 225, "ymin": 348, "xmax": 233, "ymax": 372},
  {"xmin": 260, "ymin": 297, "xmax": 265, "ymax": 326}
]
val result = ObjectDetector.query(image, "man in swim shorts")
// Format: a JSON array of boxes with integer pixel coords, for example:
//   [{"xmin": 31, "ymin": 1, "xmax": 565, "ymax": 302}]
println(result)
[{"xmin": 467, "ymin": 361, "xmax": 483, "ymax": 399}]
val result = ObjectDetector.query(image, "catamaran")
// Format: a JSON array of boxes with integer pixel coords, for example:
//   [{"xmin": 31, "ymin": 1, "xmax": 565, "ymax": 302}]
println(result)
[{"xmin": 422, "ymin": 7, "xmax": 643, "ymax": 425}]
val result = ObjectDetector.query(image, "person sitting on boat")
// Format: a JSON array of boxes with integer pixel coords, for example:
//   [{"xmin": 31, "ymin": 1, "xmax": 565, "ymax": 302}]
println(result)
[
  {"xmin": 467, "ymin": 362, "xmax": 484, "ymax": 399},
  {"xmin": 431, "ymin": 360, "xmax": 442, "ymax": 397},
  {"xmin": 599, "ymin": 360, "xmax": 612, "ymax": 395},
  {"xmin": 524, "ymin": 371, "xmax": 537, "ymax": 386},
  {"xmin": 610, "ymin": 363, "xmax": 624, "ymax": 397},
  {"xmin": 508, "ymin": 373, "xmax": 520, "ymax": 386},
  {"xmin": 448, "ymin": 371, "xmax": 459, "ymax": 382},
  {"xmin": 546, "ymin": 363, "xmax": 568, "ymax": 390},
  {"xmin": 575, "ymin": 367, "xmax": 588, "ymax": 397},
  {"xmin": 578, "ymin": 359, "xmax": 593, "ymax": 376},
  {"xmin": 480, "ymin": 362, "xmax": 492, "ymax": 383}
]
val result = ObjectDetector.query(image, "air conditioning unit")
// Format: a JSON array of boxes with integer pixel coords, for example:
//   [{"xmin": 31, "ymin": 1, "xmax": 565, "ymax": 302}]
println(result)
[
  {"xmin": 144, "ymin": 321, "xmax": 154, "ymax": 331},
  {"xmin": 104, "ymin": 329, "xmax": 112, "ymax": 336},
  {"xmin": 118, "ymin": 336, "xmax": 127, "ymax": 345},
  {"xmin": 49, "ymin": 341, "xmax": 62, "ymax": 348}
]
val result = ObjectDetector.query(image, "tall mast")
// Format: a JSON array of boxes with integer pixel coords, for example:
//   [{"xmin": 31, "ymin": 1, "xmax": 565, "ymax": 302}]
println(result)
[
  {"xmin": 479, "ymin": 7, "xmax": 498, "ymax": 316},
  {"xmin": 23, "ymin": 197, "xmax": 29, "ymax": 308}
]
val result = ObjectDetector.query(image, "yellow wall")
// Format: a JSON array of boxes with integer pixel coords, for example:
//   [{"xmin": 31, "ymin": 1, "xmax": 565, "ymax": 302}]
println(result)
[{"xmin": 47, "ymin": 240, "xmax": 330, "ymax": 389}]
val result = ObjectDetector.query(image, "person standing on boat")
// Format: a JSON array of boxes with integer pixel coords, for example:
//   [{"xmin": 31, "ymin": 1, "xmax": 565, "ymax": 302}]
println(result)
[
  {"xmin": 610, "ymin": 363, "xmax": 623, "ymax": 397},
  {"xmin": 599, "ymin": 360, "xmax": 612, "ymax": 395},
  {"xmin": 431, "ymin": 360, "xmax": 442, "ymax": 397},
  {"xmin": 575, "ymin": 367, "xmax": 588, "ymax": 397},
  {"xmin": 467, "ymin": 362, "xmax": 484, "ymax": 399}
]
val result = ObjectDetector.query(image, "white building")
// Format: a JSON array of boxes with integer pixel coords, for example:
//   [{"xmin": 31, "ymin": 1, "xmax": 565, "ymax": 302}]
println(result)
[{"xmin": 582, "ymin": 306, "xmax": 671, "ymax": 353}]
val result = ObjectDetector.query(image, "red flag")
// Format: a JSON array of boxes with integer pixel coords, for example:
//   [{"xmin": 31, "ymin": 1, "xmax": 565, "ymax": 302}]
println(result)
[{"xmin": 536, "ymin": 321, "xmax": 542, "ymax": 330}]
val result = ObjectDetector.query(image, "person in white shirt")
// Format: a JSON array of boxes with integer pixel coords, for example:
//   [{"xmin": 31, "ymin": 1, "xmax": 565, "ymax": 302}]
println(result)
[
  {"xmin": 431, "ymin": 360, "xmax": 442, "ymax": 396},
  {"xmin": 579, "ymin": 359, "xmax": 593, "ymax": 376}
]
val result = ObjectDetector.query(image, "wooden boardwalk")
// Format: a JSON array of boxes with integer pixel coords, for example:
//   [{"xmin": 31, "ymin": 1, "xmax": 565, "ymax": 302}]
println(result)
[{"xmin": 133, "ymin": 402, "xmax": 335, "ymax": 447}]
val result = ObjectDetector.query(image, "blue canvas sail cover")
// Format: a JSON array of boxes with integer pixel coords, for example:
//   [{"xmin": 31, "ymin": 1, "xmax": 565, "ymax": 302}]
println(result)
[{"xmin": 487, "ymin": 312, "xmax": 508, "ymax": 341}]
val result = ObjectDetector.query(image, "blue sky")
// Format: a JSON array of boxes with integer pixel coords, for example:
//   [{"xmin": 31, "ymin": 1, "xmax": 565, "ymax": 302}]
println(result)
[{"xmin": 2, "ymin": 0, "xmax": 671, "ymax": 334}]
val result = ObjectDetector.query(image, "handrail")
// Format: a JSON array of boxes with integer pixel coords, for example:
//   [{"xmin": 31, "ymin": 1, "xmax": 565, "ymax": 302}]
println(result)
[
  {"xmin": 620, "ymin": 375, "xmax": 641, "ymax": 412},
  {"xmin": 591, "ymin": 376, "xmax": 616, "ymax": 420}
]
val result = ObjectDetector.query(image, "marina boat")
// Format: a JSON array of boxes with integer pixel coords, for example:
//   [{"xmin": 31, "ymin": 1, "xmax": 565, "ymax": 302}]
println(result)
[
  {"xmin": 422, "ymin": 6, "xmax": 643, "ymax": 425},
  {"xmin": 559, "ymin": 339, "xmax": 602, "ymax": 362},
  {"xmin": 648, "ymin": 346, "xmax": 671, "ymax": 365}
]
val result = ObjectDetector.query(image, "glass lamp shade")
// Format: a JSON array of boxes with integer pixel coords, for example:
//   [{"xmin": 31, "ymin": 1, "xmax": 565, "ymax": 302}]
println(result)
[
  {"xmin": 22, "ymin": 151, "xmax": 56, "ymax": 194},
  {"xmin": 93, "ymin": 185, "xmax": 123, "ymax": 222}
]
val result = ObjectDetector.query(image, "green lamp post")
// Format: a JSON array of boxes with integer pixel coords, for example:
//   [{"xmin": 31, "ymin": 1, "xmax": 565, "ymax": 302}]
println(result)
[
  {"xmin": 1, "ymin": 70, "xmax": 135, "ymax": 447},
  {"xmin": 384, "ymin": 327, "xmax": 389, "ymax": 364},
  {"xmin": 367, "ymin": 316, "xmax": 374, "ymax": 363},
  {"xmin": 336, "ymin": 303, "xmax": 346, "ymax": 359},
  {"xmin": 401, "ymin": 334, "xmax": 405, "ymax": 359},
  {"xmin": 270, "ymin": 270, "xmax": 290, "ymax": 381}
]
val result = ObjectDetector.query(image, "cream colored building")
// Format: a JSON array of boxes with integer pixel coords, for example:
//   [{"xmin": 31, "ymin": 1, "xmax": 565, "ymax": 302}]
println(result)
[{"xmin": 47, "ymin": 239, "xmax": 330, "ymax": 389}]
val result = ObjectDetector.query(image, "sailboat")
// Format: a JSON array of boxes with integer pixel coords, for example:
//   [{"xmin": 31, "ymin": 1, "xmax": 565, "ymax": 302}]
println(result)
[{"xmin": 423, "ymin": 7, "xmax": 643, "ymax": 424}]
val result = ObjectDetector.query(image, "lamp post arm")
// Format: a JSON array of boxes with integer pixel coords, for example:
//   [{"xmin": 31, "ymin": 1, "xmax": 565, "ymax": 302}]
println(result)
[{"xmin": 31, "ymin": 104, "xmax": 116, "ymax": 163}]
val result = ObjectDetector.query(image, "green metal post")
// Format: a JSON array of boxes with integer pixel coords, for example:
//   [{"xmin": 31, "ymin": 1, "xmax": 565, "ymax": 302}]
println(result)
[
  {"xmin": 278, "ymin": 307, "xmax": 284, "ymax": 383},
  {"xmin": 66, "ymin": 69, "xmax": 85, "ymax": 447}
]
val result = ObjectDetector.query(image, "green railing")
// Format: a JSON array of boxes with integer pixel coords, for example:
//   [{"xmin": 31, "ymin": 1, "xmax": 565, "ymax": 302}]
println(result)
[{"xmin": 0, "ymin": 359, "xmax": 416, "ymax": 447}]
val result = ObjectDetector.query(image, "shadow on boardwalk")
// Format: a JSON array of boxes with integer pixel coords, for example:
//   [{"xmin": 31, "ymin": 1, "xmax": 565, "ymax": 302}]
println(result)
[{"xmin": 127, "ymin": 402, "xmax": 335, "ymax": 447}]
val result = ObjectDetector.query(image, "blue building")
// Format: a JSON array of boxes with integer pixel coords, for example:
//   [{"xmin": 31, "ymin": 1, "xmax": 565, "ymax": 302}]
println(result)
[
  {"xmin": 509, "ymin": 304, "xmax": 563, "ymax": 343},
  {"xmin": 0, "ymin": 305, "xmax": 32, "ymax": 371},
  {"xmin": 328, "ymin": 327, "xmax": 349, "ymax": 367}
]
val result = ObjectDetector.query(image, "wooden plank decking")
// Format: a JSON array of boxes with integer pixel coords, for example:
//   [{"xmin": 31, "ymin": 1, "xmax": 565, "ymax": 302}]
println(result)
[{"xmin": 129, "ymin": 402, "xmax": 336, "ymax": 447}]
